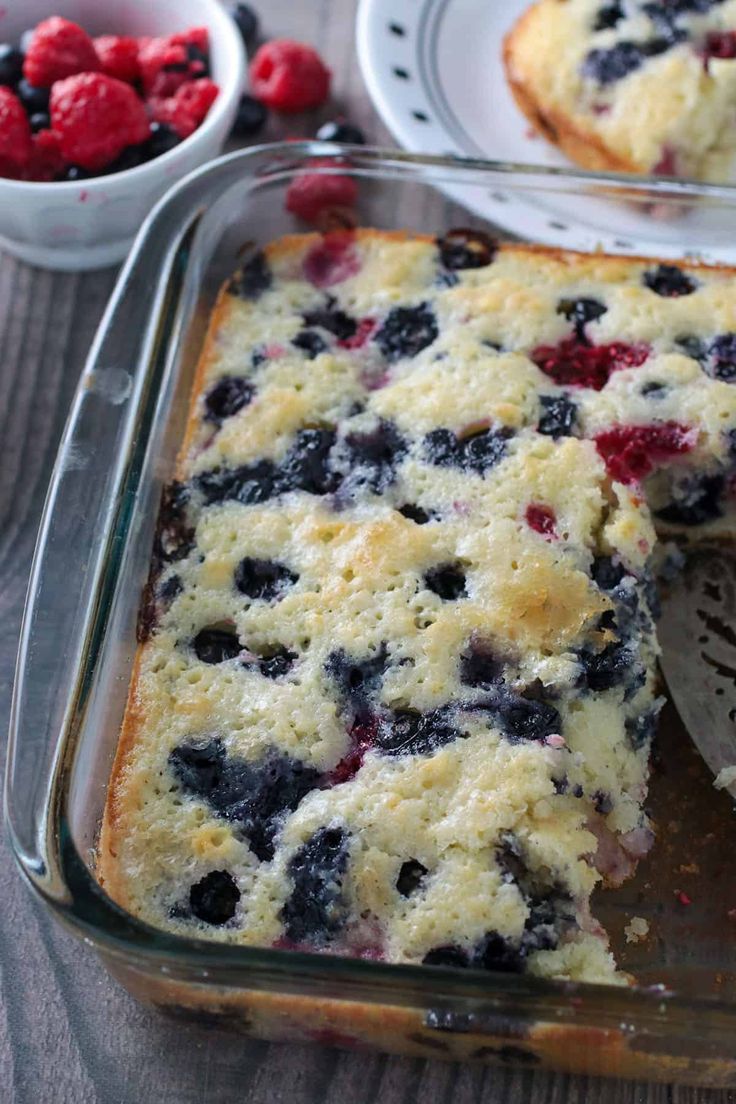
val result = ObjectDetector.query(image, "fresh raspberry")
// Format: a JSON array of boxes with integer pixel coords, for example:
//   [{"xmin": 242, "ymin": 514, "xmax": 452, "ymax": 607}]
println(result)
[
  {"xmin": 25, "ymin": 129, "xmax": 65, "ymax": 182},
  {"xmin": 286, "ymin": 160, "xmax": 358, "ymax": 226},
  {"xmin": 594, "ymin": 422, "xmax": 695, "ymax": 485},
  {"xmin": 51, "ymin": 73, "xmax": 150, "ymax": 172},
  {"xmin": 150, "ymin": 78, "xmax": 219, "ymax": 139},
  {"xmin": 23, "ymin": 17, "xmax": 100, "ymax": 88},
  {"xmin": 0, "ymin": 87, "xmax": 32, "ymax": 176},
  {"xmin": 171, "ymin": 26, "xmax": 210, "ymax": 58},
  {"xmin": 94, "ymin": 35, "xmax": 140, "ymax": 83},
  {"xmin": 250, "ymin": 40, "xmax": 331, "ymax": 113},
  {"xmin": 138, "ymin": 31, "xmax": 210, "ymax": 98},
  {"xmin": 138, "ymin": 36, "xmax": 189, "ymax": 97}
]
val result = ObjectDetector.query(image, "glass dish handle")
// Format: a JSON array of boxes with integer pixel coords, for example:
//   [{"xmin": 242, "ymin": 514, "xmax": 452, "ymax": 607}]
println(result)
[{"xmin": 5, "ymin": 215, "xmax": 198, "ymax": 895}]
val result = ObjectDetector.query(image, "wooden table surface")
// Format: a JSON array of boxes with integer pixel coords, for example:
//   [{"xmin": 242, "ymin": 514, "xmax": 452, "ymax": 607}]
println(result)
[{"xmin": 1, "ymin": 2, "xmax": 734, "ymax": 1101}]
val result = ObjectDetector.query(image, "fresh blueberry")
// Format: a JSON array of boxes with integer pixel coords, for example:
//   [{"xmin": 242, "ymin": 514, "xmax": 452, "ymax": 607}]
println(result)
[
  {"xmin": 204, "ymin": 376, "xmax": 255, "ymax": 424},
  {"xmin": 643, "ymin": 264, "xmax": 697, "ymax": 297},
  {"xmin": 292, "ymin": 329, "xmax": 329, "ymax": 359},
  {"xmin": 424, "ymin": 425, "xmax": 512, "ymax": 476},
  {"xmin": 302, "ymin": 295, "xmax": 357, "ymax": 341},
  {"xmin": 0, "ymin": 44, "xmax": 23, "ymax": 87},
  {"xmin": 316, "ymin": 120, "xmax": 366, "ymax": 145},
  {"xmin": 537, "ymin": 394, "xmax": 578, "ymax": 438},
  {"xmin": 398, "ymin": 503, "xmax": 434, "ymax": 524},
  {"xmin": 280, "ymin": 826, "xmax": 351, "ymax": 945},
  {"xmin": 228, "ymin": 250, "xmax": 272, "ymax": 300},
  {"xmin": 341, "ymin": 419, "xmax": 408, "ymax": 492},
  {"xmin": 396, "ymin": 859, "xmax": 428, "ymax": 897},
  {"xmin": 582, "ymin": 42, "xmax": 648, "ymax": 84},
  {"xmin": 422, "ymin": 945, "xmax": 470, "ymax": 968},
  {"xmin": 325, "ymin": 646, "xmax": 389, "ymax": 707},
  {"xmin": 147, "ymin": 121, "xmax": 181, "ymax": 159},
  {"xmin": 654, "ymin": 473, "xmax": 725, "ymax": 525},
  {"xmin": 230, "ymin": 3, "xmax": 259, "ymax": 46},
  {"xmin": 256, "ymin": 646, "xmax": 297, "ymax": 679},
  {"xmin": 193, "ymin": 627, "xmax": 241, "ymax": 664},
  {"xmin": 104, "ymin": 144, "xmax": 147, "ymax": 175},
  {"xmin": 170, "ymin": 739, "xmax": 321, "ymax": 861},
  {"xmin": 424, "ymin": 563, "xmax": 467, "ymax": 601},
  {"xmin": 557, "ymin": 297, "xmax": 607, "ymax": 339},
  {"xmin": 235, "ymin": 557, "xmax": 299, "ymax": 601},
  {"xmin": 375, "ymin": 706, "xmax": 461, "ymax": 757},
  {"xmin": 17, "ymin": 78, "xmax": 49, "ymax": 113},
  {"xmin": 29, "ymin": 111, "xmax": 49, "ymax": 133},
  {"xmin": 594, "ymin": 2, "xmax": 625, "ymax": 30},
  {"xmin": 375, "ymin": 303, "xmax": 438, "ymax": 362},
  {"xmin": 459, "ymin": 642, "xmax": 505, "ymax": 688},
  {"xmin": 186, "ymin": 43, "xmax": 211, "ymax": 77},
  {"xmin": 64, "ymin": 165, "xmax": 92, "ymax": 182},
  {"xmin": 189, "ymin": 870, "xmax": 240, "ymax": 925},
  {"xmin": 436, "ymin": 228, "xmax": 497, "ymax": 271}
]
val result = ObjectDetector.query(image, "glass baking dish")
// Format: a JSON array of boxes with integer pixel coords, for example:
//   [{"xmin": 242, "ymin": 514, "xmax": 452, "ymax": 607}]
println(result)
[{"xmin": 8, "ymin": 142, "xmax": 736, "ymax": 1087}]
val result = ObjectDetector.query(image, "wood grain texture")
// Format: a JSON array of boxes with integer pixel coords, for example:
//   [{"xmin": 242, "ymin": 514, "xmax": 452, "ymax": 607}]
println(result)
[{"xmin": 0, "ymin": 2, "xmax": 735, "ymax": 1102}]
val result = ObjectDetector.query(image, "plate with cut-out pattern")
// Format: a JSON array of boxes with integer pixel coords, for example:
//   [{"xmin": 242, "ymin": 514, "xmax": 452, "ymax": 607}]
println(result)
[{"xmin": 356, "ymin": 0, "xmax": 736, "ymax": 261}]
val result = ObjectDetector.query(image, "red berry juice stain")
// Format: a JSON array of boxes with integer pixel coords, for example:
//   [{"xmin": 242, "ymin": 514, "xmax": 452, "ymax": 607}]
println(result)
[
  {"xmin": 594, "ymin": 422, "xmax": 695, "ymax": 484},
  {"xmin": 531, "ymin": 336, "xmax": 650, "ymax": 390},
  {"xmin": 303, "ymin": 230, "xmax": 360, "ymax": 288},
  {"xmin": 525, "ymin": 503, "xmax": 557, "ymax": 539}
]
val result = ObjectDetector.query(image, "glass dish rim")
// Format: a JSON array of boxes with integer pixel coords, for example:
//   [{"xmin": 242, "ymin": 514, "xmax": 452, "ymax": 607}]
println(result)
[{"xmin": 8, "ymin": 140, "xmax": 736, "ymax": 1035}]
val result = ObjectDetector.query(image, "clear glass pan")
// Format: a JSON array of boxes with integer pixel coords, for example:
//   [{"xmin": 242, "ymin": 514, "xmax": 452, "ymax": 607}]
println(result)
[{"xmin": 7, "ymin": 143, "xmax": 736, "ymax": 1086}]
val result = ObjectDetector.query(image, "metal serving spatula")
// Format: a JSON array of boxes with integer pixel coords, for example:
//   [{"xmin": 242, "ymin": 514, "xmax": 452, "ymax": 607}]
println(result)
[{"xmin": 658, "ymin": 546, "xmax": 736, "ymax": 802}]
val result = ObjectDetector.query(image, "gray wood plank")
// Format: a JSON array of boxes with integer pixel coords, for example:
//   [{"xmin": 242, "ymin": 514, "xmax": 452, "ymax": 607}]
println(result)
[{"xmin": 1, "ymin": 1, "xmax": 735, "ymax": 1101}]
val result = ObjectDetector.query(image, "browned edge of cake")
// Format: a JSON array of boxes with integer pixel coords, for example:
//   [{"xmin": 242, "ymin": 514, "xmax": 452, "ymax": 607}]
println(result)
[{"xmin": 502, "ymin": 6, "xmax": 640, "ymax": 176}]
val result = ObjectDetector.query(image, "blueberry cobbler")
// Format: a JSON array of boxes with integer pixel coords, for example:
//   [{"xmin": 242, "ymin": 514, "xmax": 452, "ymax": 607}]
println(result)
[
  {"xmin": 99, "ymin": 230, "xmax": 736, "ymax": 984},
  {"xmin": 505, "ymin": 0, "xmax": 736, "ymax": 179}
]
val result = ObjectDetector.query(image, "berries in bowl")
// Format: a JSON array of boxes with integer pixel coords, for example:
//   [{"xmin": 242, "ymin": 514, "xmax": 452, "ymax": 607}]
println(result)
[{"xmin": 0, "ymin": 0, "xmax": 244, "ymax": 270}]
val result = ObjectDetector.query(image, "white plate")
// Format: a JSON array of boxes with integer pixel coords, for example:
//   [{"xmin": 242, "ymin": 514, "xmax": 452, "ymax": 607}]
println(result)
[{"xmin": 356, "ymin": 0, "xmax": 736, "ymax": 261}]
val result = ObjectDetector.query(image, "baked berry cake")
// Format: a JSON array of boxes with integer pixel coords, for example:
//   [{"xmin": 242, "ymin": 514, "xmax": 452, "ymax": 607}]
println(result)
[
  {"xmin": 99, "ymin": 228, "xmax": 736, "ymax": 985},
  {"xmin": 505, "ymin": 0, "xmax": 736, "ymax": 180}
]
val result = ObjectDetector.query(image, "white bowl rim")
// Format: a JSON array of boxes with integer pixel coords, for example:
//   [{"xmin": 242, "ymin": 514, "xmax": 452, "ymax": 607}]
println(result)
[{"xmin": 0, "ymin": 0, "xmax": 245, "ymax": 192}]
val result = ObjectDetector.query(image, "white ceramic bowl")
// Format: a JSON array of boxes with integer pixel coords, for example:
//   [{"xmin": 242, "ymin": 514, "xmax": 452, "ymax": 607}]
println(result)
[{"xmin": 0, "ymin": 0, "xmax": 244, "ymax": 270}]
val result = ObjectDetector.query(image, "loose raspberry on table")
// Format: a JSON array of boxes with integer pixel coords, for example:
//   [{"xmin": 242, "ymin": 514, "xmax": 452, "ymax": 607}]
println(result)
[
  {"xmin": 51, "ymin": 73, "xmax": 150, "ymax": 172},
  {"xmin": 23, "ymin": 17, "xmax": 100, "ymax": 88},
  {"xmin": 94, "ymin": 35, "xmax": 140, "ymax": 84},
  {"xmin": 286, "ymin": 160, "xmax": 358, "ymax": 225},
  {"xmin": 150, "ymin": 78, "xmax": 219, "ymax": 139},
  {"xmin": 0, "ymin": 87, "xmax": 32, "ymax": 176},
  {"xmin": 250, "ymin": 39, "xmax": 331, "ymax": 113}
]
